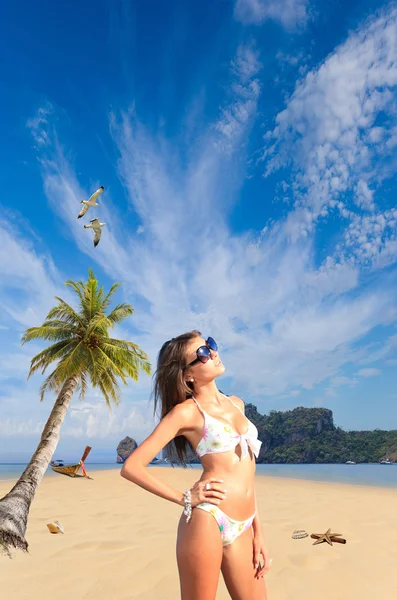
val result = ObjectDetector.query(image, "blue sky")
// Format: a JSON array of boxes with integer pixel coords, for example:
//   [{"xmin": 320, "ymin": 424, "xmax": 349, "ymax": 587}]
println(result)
[{"xmin": 1, "ymin": 0, "xmax": 397, "ymax": 462}]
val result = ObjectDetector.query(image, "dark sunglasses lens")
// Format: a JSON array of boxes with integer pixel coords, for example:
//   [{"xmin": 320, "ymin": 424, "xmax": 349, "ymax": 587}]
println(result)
[
  {"xmin": 197, "ymin": 346, "xmax": 211, "ymax": 363},
  {"xmin": 207, "ymin": 337, "xmax": 218, "ymax": 351}
]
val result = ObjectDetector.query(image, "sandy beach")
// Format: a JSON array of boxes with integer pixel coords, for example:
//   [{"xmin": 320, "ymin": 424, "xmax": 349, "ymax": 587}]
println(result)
[{"xmin": 0, "ymin": 467, "xmax": 396, "ymax": 600}]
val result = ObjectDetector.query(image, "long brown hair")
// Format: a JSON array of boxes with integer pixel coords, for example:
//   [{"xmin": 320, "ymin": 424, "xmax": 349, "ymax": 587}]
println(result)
[{"xmin": 153, "ymin": 329, "xmax": 201, "ymax": 466}]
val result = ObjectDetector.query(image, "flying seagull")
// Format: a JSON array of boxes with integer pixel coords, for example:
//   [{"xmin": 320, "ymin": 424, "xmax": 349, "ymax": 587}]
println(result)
[
  {"xmin": 77, "ymin": 185, "xmax": 104, "ymax": 219},
  {"xmin": 84, "ymin": 218, "xmax": 106, "ymax": 247}
]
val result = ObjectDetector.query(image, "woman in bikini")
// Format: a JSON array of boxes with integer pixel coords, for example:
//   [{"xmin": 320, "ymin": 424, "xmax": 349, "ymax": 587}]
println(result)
[{"xmin": 121, "ymin": 330, "xmax": 271, "ymax": 599}]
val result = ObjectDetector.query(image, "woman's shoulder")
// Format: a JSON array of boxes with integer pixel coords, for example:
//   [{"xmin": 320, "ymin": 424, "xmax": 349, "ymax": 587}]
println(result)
[
  {"xmin": 228, "ymin": 394, "xmax": 245, "ymax": 412},
  {"xmin": 168, "ymin": 399, "xmax": 198, "ymax": 425},
  {"xmin": 220, "ymin": 389, "xmax": 244, "ymax": 409}
]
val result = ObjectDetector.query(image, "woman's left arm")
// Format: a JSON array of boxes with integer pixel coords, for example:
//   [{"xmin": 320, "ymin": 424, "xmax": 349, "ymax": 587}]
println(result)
[{"xmin": 252, "ymin": 486, "xmax": 272, "ymax": 578}]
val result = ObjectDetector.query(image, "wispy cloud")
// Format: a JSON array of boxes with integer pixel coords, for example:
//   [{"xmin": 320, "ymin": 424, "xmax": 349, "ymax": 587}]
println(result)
[
  {"xmin": 0, "ymin": 383, "xmax": 155, "ymax": 460},
  {"xmin": 0, "ymin": 216, "xmax": 61, "ymax": 328},
  {"xmin": 67, "ymin": 399, "xmax": 155, "ymax": 439},
  {"xmin": 23, "ymin": 32, "xmax": 397, "ymax": 414},
  {"xmin": 356, "ymin": 367, "xmax": 381, "ymax": 378},
  {"xmin": 234, "ymin": 0, "xmax": 310, "ymax": 30},
  {"xmin": 215, "ymin": 45, "xmax": 262, "ymax": 153},
  {"xmin": 25, "ymin": 103, "xmax": 53, "ymax": 148},
  {"xmin": 262, "ymin": 5, "xmax": 397, "ymax": 268}
]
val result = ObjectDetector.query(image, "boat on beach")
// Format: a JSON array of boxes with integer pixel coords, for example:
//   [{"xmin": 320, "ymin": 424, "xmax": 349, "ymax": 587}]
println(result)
[{"xmin": 50, "ymin": 445, "xmax": 92, "ymax": 478}]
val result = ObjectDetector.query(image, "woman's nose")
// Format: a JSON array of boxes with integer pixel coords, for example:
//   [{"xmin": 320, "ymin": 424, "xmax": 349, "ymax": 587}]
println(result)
[{"xmin": 210, "ymin": 348, "xmax": 218, "ymax": 359}]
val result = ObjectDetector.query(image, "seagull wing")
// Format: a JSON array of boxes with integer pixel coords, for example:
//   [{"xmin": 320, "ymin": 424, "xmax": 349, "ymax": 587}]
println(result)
[
  {"xmin": 93, "ymin": 226, "xmax": 102, "ymax": 247},
  {"xmin": 88, "ymin": 186, "xmax": 105, "ymax": 203},
  {"xmin": 77, "ymin": 203, "xmax": 89, "ymax": 219}
]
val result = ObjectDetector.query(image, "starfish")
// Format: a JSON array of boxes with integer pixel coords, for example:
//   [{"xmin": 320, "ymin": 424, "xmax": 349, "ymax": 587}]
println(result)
[{"xmin": 310, "ymin": 528, "xmax": 343, "ymax": 546}]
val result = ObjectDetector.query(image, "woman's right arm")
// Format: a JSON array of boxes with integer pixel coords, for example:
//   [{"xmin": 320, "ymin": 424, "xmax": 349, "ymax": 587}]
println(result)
[{"xmin": 120, "ymin": 403, "xmax": 226, "ymax": 507}]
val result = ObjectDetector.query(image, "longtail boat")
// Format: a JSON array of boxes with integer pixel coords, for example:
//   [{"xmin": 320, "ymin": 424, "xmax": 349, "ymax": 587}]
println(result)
[{"xmin": 50, "ymin": 445, "xmax": 92, "ymax": 478}]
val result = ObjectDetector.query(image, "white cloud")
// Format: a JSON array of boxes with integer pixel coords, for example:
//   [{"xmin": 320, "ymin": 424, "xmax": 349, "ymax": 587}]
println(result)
[
  {"xmin": 7, "ymin": 27, "xmax": 397, "ymax": 445},
  {"xmin": 25, "ymin": 103, "xmax": 53, "ymax": 148},
  {"xmin": 67, "ymin": 399, "xmax": 155, "ymax": 440},
  {"xmin": 0, "ymin": 384, "xmax": 155, "ymax": 460},
  {"xmin": 325, "ymin": 388, "xmax": 337, "ymax": 397},
  {"xmin": 263, "ymin": 7, "xmax": 397, "ymax": 269},
  {"xmin": 234, "ymin": 0, "xmax": 309, "ymax": 30},
  {"xmin": 0, "ymin": 217, "xmax": 62, "ymax": 327},
  {"xmin": 0, "ymin": 348, "xmax": 38, "ymax": 381},
  {"xmin": 323, "ymin": 375, "xmax": 357, "ymax": 398},
  {"xmin": 26, "ymin": 105, "xmax": 397, "ymax": 406},
  {"xmin": 356, "ymin": 367, "xmax": 381, "ymax": 377},
  {"xmin": 215, "ymin": 44, "xmax": 262, "ymax": 154}
]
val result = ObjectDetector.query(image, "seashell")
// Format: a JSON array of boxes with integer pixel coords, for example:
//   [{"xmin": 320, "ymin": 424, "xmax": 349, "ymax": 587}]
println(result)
[
  {"xmin": 292, "ymin": 529, "xmax": 308, "ymax": 539},
  {"xmin": 47, "ymin": 520, "xmax": 64, "ymax": 534}
]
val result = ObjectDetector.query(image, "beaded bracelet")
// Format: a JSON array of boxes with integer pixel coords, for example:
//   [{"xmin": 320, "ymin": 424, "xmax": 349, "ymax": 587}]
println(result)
[{"xmin": 183, "ymin": 488, "xmax": 192, "ymax": 523}]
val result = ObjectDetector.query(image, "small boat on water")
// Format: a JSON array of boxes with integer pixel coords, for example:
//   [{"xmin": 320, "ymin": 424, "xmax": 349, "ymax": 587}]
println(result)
[
  {"xmin": 50, "ymin": 445, "xmax": 92, "ymax": 478},
  {"xmin": 380, "ymin": 458, "xmax": 392, "ymax": 465},
  {"xmin": 346, "ymin": 460, "xmax": 356, "ymax": 465}
]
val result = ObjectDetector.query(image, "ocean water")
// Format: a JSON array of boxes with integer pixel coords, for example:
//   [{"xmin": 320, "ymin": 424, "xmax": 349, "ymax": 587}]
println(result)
[
  {"xmin": 255, "ymin": 463, "xmax": 397, "ymax": 489},
  {"xmin": 1, "ymin": 462, "xmax": 396, "ymax": 488}
]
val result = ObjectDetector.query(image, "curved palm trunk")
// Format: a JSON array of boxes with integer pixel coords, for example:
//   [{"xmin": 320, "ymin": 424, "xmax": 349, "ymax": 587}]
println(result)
[{"xmin": 0, "ymin": 374, "xmax": 79, "ymax": 558}]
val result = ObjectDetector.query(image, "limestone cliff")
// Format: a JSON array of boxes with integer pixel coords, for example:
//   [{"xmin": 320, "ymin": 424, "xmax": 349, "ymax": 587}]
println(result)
[{"xmin": 116, "ymin": 436, "xmax": 138, "ymax": 463}]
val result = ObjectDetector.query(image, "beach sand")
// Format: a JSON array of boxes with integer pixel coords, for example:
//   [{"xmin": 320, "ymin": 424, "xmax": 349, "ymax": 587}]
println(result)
[{"xmin": 0, "ymin": 467, "xmax": 396, "ymax": 600}]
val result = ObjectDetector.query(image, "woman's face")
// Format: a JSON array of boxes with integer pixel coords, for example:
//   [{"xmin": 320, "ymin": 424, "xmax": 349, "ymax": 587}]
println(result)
[{"xmin": 184, "ymin": 336, "xmax": 225, "ymax": 383}]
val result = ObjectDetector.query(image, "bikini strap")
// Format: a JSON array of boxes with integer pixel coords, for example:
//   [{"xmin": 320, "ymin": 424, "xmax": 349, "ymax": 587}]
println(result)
[
  {"xmin": 191, "ymin": 396, "xmax": 206, "ymax": 418},
  {"xmin": 223, "ymin": 393, "xmax": 245, "ymax": 415}
]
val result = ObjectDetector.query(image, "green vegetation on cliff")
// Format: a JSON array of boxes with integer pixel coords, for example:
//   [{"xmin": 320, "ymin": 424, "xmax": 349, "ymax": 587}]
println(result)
[{"xmin": 245, "ymin": 404, "xmax": 397, "ymax": 464}]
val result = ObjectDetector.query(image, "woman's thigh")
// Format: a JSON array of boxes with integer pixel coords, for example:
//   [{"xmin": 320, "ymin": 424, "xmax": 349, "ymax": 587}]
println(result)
[
  {"xmin": 176, "ymin": 508, "xmax": 223, "ymax": 600},
  {"xmin": 221, "ymin": 528, "xmax": 267, "ymax": 600}
]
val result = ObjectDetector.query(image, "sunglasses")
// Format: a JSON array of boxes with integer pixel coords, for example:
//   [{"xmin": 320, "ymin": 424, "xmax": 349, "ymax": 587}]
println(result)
[{"xmin": 185, "ymin": 337, "xmax": 218, "ymax": 367}]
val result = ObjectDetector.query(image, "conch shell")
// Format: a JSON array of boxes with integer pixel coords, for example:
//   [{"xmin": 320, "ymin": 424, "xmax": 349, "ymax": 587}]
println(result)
[{"xmin": 47, "ymin": 520, "xmax": 64, "ymax": 534}]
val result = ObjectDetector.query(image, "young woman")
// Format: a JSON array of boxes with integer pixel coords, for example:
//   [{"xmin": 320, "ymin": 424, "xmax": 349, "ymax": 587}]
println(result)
[{"xmin": 121, "ymin": 330, "xmax": 271, "ymax": 600}]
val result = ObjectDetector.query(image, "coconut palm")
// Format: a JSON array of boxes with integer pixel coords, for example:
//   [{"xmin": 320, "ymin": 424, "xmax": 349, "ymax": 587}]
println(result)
[{"xmin": 0, "ymin": 269, "xmax": 151, "ymax": 557}]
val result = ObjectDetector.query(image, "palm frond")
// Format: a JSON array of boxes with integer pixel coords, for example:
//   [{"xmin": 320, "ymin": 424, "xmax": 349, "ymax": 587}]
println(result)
[
  {"xmin": 102, "ymin": 282, "xmax": 122, "ymax": 310},
  {"xmin": 83, "ymin": 271, "xmax": 101, "ymax": 321},
  {"xmin": 102, "ymin": 343, "xmax": 151, "ymax": 380},
  {"xmin": 85, "ymin": 314, "xmax": 113, "ymax": 337},
  {"xmin": 55, "ymin": 341, "xmax": 88, "ymax": 381},
  {"xmin": 65, "ymin": 279, "xmax": 86, "ymax": 305},
  {"xmin": 28, "ymin": 339, "xmax": 78, "ymax": 378},
  {"xmin": 21, "ymin": 324, "xmax": 76, "ymax": 345},
  {"xmin": 107, "ymin": 339, "xmax": 151, "ymax": 375},
  {"xmin": 107, "ymin": 338, "xmax": 146, "ymax": 353},
  {"xmin": 78, "ymin": 371, "xmax": 88, "ymax": 400},
  {"xmin": 93, "ymin": 347, "xmax": 128, "ymax": 385},
  {"xmin": 105, "ymin": 338, "xmax": 132, "ymax": 350},
  {"xmin": 97, "ymin": 369, "xmax": 121, "ymax": 408},
  {"xmin": 106, "ymin": 304, "xmax": 134, "ymax": 325},
  {"xmin": 39, "ymin": 367, "xmax": 63, "ymax": 402},
  {"xmin": 46, "ymin": 298, "xmax": 84, "ymax": 327}
]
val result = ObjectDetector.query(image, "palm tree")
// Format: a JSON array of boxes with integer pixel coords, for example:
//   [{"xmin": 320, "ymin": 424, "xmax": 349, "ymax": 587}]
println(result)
[{"xmin": 0, "ymin": 269, "xmax": 151, "ymax": 557}]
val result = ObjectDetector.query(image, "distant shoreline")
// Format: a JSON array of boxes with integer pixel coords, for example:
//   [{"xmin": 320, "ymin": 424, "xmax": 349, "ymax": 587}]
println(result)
[{"xmin": 1, "ymin": 462, "xmax": 396, "ymax": 489}]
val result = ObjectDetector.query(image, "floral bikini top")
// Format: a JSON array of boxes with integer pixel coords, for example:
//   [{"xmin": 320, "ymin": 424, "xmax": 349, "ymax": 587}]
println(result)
[{"xmin": 192, "ymin": 394, "xmax": 262, "ymax": 461}]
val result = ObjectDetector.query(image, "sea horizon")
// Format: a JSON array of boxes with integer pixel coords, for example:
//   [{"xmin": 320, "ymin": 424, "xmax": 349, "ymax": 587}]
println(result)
[{"xmin": 1, "ymin": 462, "xmax": 396, "ymax": 489}]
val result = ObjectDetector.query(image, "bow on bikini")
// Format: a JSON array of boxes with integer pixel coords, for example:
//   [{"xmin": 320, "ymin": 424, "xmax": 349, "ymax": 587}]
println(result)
[{"xmin": 238, "ymin": 434, "xmax": 262, "ymax": 460}]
